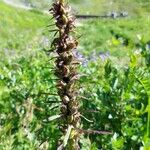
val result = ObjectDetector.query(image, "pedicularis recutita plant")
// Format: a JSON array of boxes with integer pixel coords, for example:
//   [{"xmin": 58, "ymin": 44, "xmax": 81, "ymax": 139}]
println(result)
[
  {"xmin": 49, "ymin": 0, "xmax": 112, "ymax": 149},
  {"xmin": 50, "ymin": 0, "xmax": 80, "ymax": 149}
]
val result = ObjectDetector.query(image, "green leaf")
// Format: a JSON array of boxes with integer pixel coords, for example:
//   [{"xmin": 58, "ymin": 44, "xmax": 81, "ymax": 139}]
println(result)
[{"xmin": 135, "ymin": 74, "xmax": 150, "ymax": 138}]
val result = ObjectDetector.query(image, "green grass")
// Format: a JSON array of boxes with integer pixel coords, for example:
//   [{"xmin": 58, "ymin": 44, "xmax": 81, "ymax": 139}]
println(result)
[
  {"xmin": 0, "ymin": 1, "xmax": 49, "ymax": 58},
  {"xmin": 78, "ymin": 16, "xmax": 150, "ymax": 58}
]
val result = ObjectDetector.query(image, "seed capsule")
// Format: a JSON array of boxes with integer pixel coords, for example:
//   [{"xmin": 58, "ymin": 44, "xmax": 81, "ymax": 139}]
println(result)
[
  {"xmin": 65, "ymin": 53, "xmax": 74, "ymax": 64},
  {"xmin": 60, "ymin": 52, "xmax": 74, "ymax": 64},
  {"xmin": 73, "ymin": 113, "xmax": 80, "ymax": 125},
  {"xmin": 57, "ymin": 80, "xmax": 66, "ymax": 90},
  {"xmin": 66, "ymin": 42, "xmax": 76, "ymax": 50},
  {"xmin": 62, "ymin": 14, "xmax": 68, "ymax": 24},
  {"xmin": 62, "ymin": 95, "xmax": 70, "ymax": 104},
  {"xmin": 68, "ymin": 100, "xmax": 78, "ymax": 108},
  {"xmin": 61, "ymin": 105, "xmax": 67, "ymax": 114},
  {"xmin": 60, "ymin": 5, "xmax": 66, "ymax": 14},
  {"xmin": 70, "ymin": 106, "xmax": 78, "ymax": 115},
  {"xmin": 59, "ymin": 0, "xmax": 64, "ymax": 4},
  {"xmin": 56, "ymin": 60, "xmax": 64, "ymax": 68},
  {"xmin": 67, "ymin": 115, "xmax": 73, "ymax": 123},
  {"xmin": 60, "ymin": 80, "xmax": 67, "ymax": 86},
  {"xmin": 62, "ymin": 65, "xmax": 70, "ymax": 77}
]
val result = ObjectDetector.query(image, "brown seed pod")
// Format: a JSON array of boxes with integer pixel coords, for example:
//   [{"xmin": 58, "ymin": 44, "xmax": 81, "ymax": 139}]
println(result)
[
  {"xmin": 57, "ymin": 84, "xmax": 63, "ymax": 90},
  {"xmin": 65, "ymin": 38, "xmax": 78, "ymax": 50},
  {"xmin": 62, "ymin": 95, "xmax": 70, "ymax": 104},
  {"xmin": 57, "ymin": 80, "xmax": 67, "ymax": 91},
  {"xmin": 56, "ymin": 60, "xmax": 64, "ymax": 68},
  {"xmin": 68, "ymin": 100, "xmax": 78, "ymax": 109},
  {"xmin": 73, "ymin": 113, "xmax": 81, "ymax": 125},
  {"xmin": 62, "ymin": 65, "xmax": 70, "ymax": 77},
  {"xmin": 70, "ymin": 106, "xmax": 78, "ymax": 115},
  {"xmin": 65, "ymin": 82, "xmax": 75, "ymax": 94},
  {"xmin": 60, "ymin": 52, "xmax": 74, "ymax": 63},
  {"xmin": 60, "ymin": 104, "xmax": 67, "ymax": 114},
  {"xmin": 65, "ymin": 53, "xmax": 74, "ymax": 64},
  {"xmin": 62, "ymin": 14, "xmax": 69, "ymax": 24},
  {"xmin": 60, "ymin": 5, "xmax": 66, "ymax": 14},
  {"xmin": 60, "ymin": 80, "xmax": 67, "ymax": 86},
  {"xmin": 67, "ymin": 115, "xmax": 74, "ymax": 123}
]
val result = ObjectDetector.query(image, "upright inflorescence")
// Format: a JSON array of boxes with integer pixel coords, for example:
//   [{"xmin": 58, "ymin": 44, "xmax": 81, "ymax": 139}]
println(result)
[{"xmin": 50, "ymin": 0, "xmax": 80, "ymax": 149}]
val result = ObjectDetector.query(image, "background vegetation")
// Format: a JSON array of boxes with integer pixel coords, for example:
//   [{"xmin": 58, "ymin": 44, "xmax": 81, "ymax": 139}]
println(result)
[
  {"xmin": 8, "ymin": 0, "xmax": 150, "ymax": 15},
  {"xmin": 0, "ymin": 0, "xmax": 150, "ymax": 149}
]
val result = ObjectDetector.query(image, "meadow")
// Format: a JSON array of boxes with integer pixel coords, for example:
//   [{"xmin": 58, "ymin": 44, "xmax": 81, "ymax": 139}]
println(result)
[{"xmin": 0, "ymin": 0, "xmax": 150, "ymax": 149}]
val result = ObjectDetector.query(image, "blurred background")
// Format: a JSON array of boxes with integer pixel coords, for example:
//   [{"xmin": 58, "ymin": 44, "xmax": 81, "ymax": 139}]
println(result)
[{"xmin": 3, "ymin": 0, "xmax": 150, "ymax": 15}]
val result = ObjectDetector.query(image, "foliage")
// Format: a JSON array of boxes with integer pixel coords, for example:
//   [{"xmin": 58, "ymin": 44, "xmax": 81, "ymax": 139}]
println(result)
[
  {"xmin": 0, "ymin": 1, "xmax": 150, "ymax": 149},
  {"xmin": 0, "ymin": 1, "xmax": 49, "ymax": 53}
]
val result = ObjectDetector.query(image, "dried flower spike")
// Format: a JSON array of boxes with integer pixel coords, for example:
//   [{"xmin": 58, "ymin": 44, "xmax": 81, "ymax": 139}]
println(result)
[{"xmin": 50, "ymin": 0, "xmax": 80, "ymax": 149}]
